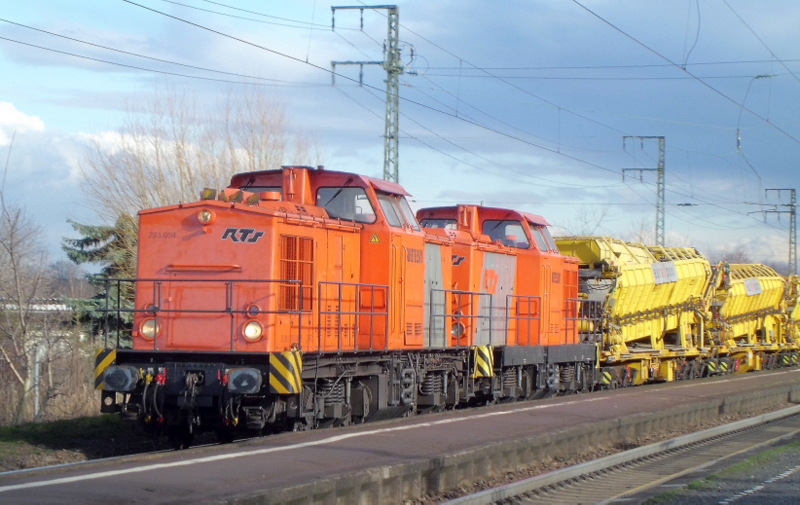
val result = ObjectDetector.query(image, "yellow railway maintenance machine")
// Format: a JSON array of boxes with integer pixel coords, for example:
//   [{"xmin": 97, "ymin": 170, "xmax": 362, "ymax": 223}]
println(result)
[
  {"xmin": 556, "ymin": 237, "xmax": 712, "ymax": 387},
  {"xmin": 705, "ymin": 263, "xmax": 797, "ymax": 372}
]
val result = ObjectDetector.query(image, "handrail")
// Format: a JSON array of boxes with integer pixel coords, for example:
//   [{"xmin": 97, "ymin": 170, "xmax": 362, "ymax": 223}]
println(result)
[{"xmin": 100, "ymin": 277, "xmax": 302, "ymax": 351}]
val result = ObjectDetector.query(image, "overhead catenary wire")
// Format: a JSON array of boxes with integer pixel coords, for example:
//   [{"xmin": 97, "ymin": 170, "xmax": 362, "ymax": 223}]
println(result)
[
  {"xmin": 112, "ymin": 0, "xmax": 628, "ymax": 181},
  {"xmin": 2, "ymin": 1, "xmax": 792, "ymax": 255},
  {"xmin": 570, "ymin": 0, "xmax": 800, "ymax": 147},
  {"xmin": 112, "ymin": 0, "xmax": 791, "ymax": 231},
  {"xmin": 158, "ymin": 0, "xmax": 333, "ymax": 30},
  {"xmin": 721, "ymin": 0, "xmax": 800, "ymax": 86},
  {"xmin": 0, "ymin": 17, "xmax": 313, "ymax": 86}
]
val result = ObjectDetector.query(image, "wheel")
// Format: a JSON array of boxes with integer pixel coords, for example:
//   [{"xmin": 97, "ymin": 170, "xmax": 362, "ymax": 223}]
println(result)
[
  {"xmin": 167, "ymin": 426, "xmax": 194, "ymax": 450},
  {"xmin": 215, "ymin": 427, "xmax": 235, "ymax": 444}
]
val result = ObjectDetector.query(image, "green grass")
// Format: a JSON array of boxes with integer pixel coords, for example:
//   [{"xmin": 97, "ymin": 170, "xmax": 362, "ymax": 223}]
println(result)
[
  {"xmin": 686, "ymin": 475, "xmax": 717, "ymax": 490},
  {"xmin": 715, "ymin": 439, "xmax": 800, "ymax": 477},
  {"xmin": 0, "ymin": 415, "xmax": 156, "ymax": 472},
  {"xmin": 642, "ymin": 441, "xmax": 800, "ymax": 503},
  {"xmin": 0, "ymin": 415, "xmax": 123, "ymax": 448},
  {"xmin": 642, "ymin": 488, "xmax": 682, "ymax": 504}
]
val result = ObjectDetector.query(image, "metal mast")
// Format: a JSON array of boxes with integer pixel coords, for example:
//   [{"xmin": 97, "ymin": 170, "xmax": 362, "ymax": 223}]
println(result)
[
  {"xmin": 622, "ymin": 136, "xmax": 666, "ymax": 246},
  {"xmin": 765, "ymin": 188, "xmax": 797, "ymax": 275},
  {"xmin": 332, "ymin": 5, "xmax": 402, "ymax": 183}
]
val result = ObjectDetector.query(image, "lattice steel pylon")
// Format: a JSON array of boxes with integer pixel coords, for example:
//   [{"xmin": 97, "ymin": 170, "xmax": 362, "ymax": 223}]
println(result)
[
  {"xmin": 765, "ymin": 188, "xmax": 797, "ymax": 276},
  {"xmin": 622, "ymin": 136, "xmax": 666, "ymax": 246},
  {"xmin": 332, "ymin": 5, "xmax": 402, "ymax": 183}
]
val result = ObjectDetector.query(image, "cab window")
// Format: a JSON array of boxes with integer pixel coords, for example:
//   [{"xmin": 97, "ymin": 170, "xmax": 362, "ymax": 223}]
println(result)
[
  {"xmin": 239, "ymin": 185, "xmax": 280, "ymax": 194},
  {"xmin": 377, "ymin": 193, "xmax": 420, "ymax": 230},
  {"xmin": 531, "ymin": 224, "xmax": 557, "ymax": 251},
  {"xmin": 420, "ymin": 218, "xmax": 457, "ymax": 230},
  {"xmin": 482, "ymin": 220, "xmax": 530, "ymax": 249},
  {"xmin": 317, "ymin": 187, "xmax": 376, "ymax": 223},
  {"xmin": 397, "ymin": 197, "xmax": 421, "ymax": 231}
]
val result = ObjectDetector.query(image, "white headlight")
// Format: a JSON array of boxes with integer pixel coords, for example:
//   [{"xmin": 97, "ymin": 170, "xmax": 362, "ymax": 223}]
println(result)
[
  {"xmin": 197, "ymin": 209, "xmax": 215, "ymax": 224},
  {"xmin": 243, "ymin": 320, "xmax": 263, "ymax": 342},
  {"xmin": 140, "ymin": 319, "xmax": 160, "ymax": 340}
]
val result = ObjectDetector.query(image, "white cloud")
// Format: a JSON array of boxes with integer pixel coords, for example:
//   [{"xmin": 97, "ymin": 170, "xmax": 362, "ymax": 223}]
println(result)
[
  {"xmin": 0, "ymin": 103, "xmax": 94, "ymax": 258},
  {"xmin": 0, "ymin": 102, "xmax": 45, "ymax": 145}
]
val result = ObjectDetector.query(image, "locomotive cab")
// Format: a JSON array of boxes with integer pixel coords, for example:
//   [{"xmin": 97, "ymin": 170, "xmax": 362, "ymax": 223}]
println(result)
[
  {"xmin": 417, "ymin": 205, "xmax": 580, "ymax": 348},
  {"xmin": 229, "ymin": 165, "xmax": 428, "ymax": 351}
]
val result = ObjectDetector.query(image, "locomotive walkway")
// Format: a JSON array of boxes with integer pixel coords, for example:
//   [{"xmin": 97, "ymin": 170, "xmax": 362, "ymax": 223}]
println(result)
[{"xmin": 1, "ymin": 369, "xmax": 800, "ymax": 504}]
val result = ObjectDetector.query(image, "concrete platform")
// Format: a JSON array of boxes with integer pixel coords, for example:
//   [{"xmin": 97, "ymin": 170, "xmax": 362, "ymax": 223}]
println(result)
[{"xmin": 1, "ymin": 369, "xmax": 799, "ymax": 504}]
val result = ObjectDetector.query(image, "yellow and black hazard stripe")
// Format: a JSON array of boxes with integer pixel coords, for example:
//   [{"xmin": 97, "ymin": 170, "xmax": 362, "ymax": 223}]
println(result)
[
  {"xmin": 269, "ymin": 351, "xmax": 303, "ymax": 394},
  {"xmin": 472, "ymin": 345, "xmax": 494, "ymax": 378},
  {"xmin": 94, "ymin": 348, "xmax": 116, "ymax": 390},
  {"xmin": 706, "ymin": 360, "xmax": 717, "ymax": 374},
  {"xmin": 600, "ymin": 369, "xmax": 614, "ymax": 386}
]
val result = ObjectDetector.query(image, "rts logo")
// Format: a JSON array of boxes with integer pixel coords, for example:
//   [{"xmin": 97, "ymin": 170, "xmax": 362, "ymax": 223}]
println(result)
[{"xmin": 221, "ymin": 228, "xmax": 265, "ymax": 243}]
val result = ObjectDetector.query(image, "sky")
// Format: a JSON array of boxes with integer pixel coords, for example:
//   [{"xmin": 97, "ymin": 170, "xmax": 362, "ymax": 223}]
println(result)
[{"xmin": 1, "ymin": 0, "xmax": 799, "ymax": 272}]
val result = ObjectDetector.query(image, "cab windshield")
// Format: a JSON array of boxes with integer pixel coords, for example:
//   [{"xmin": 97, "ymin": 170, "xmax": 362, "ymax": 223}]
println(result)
[
  {"xmin": 377, "ymin": 193, "xmax": 420, "ymax": 230},
  {"xmin": 420, "ymin": 218, "xmax": 457, "ymax": 230},
  {"xmin": 317, "ymin": 187, "xmax": 376, "ymax": 223},
  {"xmin": 530, "ymin": 223, "xmax": 558, "ymax": 251},
  {"xmin": 482, "ymin": 220, "xmax": 530, "ymax": 249}
]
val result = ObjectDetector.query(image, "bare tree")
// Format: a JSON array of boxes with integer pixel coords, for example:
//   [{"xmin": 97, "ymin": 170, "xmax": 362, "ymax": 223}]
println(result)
[
  {"xmin": 563, "ymin": 205, "xmax": 610, "ymax": 236},
  {"xmin": 0, "ymin": 138, "xmax": 96, "ymax": 425},
  {"xmin": 623, "ymin": 216, "xmax": 655, "ymax": 245},
  {"xmin": 0, "ymin": 165, "xmax": 83, "ymax": 424},
  {"xmin": 69, "ymin": 85, "xmax": 321, "ymax": 287},
  {"xmin": 705, "ymin": 244, "xmax": 752, "ymax": 265},
  {"xmin": 0, "ymin": 200, "xmax": 50, "ymax": 423},
  {"xmin": 79, "ymin": 85, "xmax": 321, "ymax": 222}
]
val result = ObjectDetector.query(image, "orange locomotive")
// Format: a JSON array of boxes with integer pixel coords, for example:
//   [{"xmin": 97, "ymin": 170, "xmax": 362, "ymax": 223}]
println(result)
[{"xmin": 96, "ymin": 165, "xmax": 595, "ymax": 445}]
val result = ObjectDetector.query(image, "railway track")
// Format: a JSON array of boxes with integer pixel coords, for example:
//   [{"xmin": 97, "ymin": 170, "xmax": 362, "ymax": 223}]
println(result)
[{"xmin": 443, "ymin": 404, "xmax": 800, "ymax": 505}]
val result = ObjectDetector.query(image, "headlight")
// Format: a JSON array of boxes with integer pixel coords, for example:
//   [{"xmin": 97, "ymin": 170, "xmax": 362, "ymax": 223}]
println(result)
[
  {"xmin": 228, "ymin": 368, "xmax": 262, "ymax": 394},
  {"xmin": 242, "ymin": 320, "xmax": 263, "ymax": 342},
  {"xmin": 103, "ymin": 366, "xmax": 140, "ymax": 392},
  {"xmin": 140, "ymin": 319, "xmax": 160, "ymax": 340},
  {"xmin": 451, "ymin": 321, "xmax": 466, "ymax": 338},
  {"xmin": 197, "ymin": 209, "xmax": 216, "ymax": 224}
]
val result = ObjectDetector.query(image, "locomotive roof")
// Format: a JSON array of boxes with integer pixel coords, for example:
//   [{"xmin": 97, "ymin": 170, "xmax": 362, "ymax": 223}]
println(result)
[
  {"xmin": 419, "ymin": 205, "xmax": 551, "ymax": 227},
  {"xmin": 229, "ymin": 166, "xmax": 411, "ymax": 196}
]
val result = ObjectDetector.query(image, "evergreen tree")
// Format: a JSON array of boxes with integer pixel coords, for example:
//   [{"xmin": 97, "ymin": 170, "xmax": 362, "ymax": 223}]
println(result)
[{"xmin": 62, "ymin": 214, "xmax": 138, "ymax": 347}]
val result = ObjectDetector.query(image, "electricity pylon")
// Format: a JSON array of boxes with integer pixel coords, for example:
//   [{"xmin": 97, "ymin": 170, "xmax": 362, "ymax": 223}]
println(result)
[
  {"xmin": 332, "ymin": 5, "xmax": 403, "ymax": 183},
  {"xmin": 765, "ymin": 188, "xmax": 797, "ymax": 276},
  {"xmin": 622, "ymin": 136, "xmax": 666, "ymax": 246}
]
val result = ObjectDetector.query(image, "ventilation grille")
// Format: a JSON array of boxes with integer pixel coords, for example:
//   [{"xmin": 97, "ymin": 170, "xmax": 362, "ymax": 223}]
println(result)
[{"xmin": 279, "ymin": 235, "xmax": 313, "ymax": 311}]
